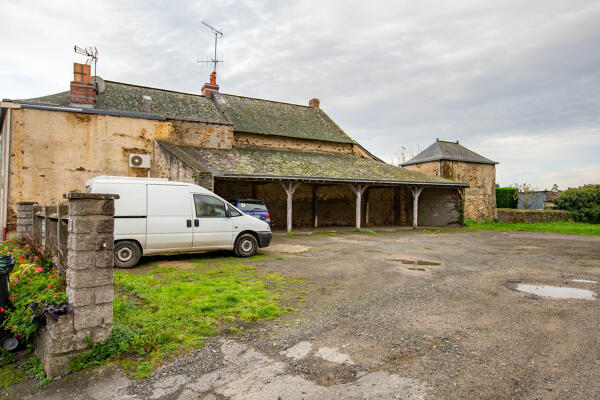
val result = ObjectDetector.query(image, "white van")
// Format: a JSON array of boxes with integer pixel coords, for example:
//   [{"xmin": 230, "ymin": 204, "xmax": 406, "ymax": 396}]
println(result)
[{"xmin": 86, "ymin": 176, "xmax": 272, "ymax": 268}]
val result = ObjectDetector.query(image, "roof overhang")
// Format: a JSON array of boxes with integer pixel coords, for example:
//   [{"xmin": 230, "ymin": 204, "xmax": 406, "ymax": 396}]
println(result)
[
  {"xmin": 215, "ymin": 173, "xmax": 469, "ymax": 187},
  {"xmin": 401, "ymin": 157, "xmax": 498, "ymax": 166}
]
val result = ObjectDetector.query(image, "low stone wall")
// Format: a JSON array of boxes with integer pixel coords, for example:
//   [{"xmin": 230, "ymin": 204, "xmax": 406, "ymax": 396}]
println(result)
[
  {"xmin": 18, "ymin": 193, "xmax": 118, "ymax": 379},
  {"xmin": 496, "ymin": 208, "xmax": 573, "ymax": 223}
]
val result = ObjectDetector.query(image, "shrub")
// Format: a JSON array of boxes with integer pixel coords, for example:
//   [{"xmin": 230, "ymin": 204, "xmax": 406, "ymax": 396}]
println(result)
[
  {"xmin": 553, "ymin": 185, "xmax": 600, "ymax": 224},
  {"xmin": 496, "ymin": 187, "xmax": 518, "ymax": 209},
  {"xmin": 0, "ymin": 240, "xmax": 67, "ymax": 342}
]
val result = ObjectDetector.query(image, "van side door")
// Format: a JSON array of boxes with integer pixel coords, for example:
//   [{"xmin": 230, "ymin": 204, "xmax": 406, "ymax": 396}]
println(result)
[
  {"xmin": 192, "ymin": 194, "xmax": 234, "ymax": 249},
  {"xmin": 146, "ymin": 184, "xmax": 194, "ymax": 251}
]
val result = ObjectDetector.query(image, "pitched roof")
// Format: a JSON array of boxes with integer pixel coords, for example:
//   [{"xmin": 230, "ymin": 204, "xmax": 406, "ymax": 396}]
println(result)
[
  {"xmin": 158, "ymin": 140, "xmax": 466, "ymax": 186},
  {"xmin": 401, "ymin": 140, "xmax": 498, "ymax": 166},
  {"xmin": 213, "ymin": 93, "xmax": 354, "ymax": 143},
  {"xmin": 22, "ymin": 81, "xmax": 231, "ymax": 125}
]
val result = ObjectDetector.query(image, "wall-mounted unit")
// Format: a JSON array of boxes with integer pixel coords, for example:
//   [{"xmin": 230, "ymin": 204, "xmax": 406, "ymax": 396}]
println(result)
[{"xmin": 128, "ymin": 154, "xmax": 150, "ymax": 168}]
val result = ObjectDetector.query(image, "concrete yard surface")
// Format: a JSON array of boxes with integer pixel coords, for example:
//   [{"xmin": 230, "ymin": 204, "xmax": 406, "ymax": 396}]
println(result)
[{"xmin": 3, "ymin": 228, "xmax": 600, "ymax": 399}]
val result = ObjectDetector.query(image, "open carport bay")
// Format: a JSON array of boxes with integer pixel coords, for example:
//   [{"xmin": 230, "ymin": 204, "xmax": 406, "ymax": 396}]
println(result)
[{"xmin": 5, "ymin": 228, "xmax": 600, "ymax": 400}]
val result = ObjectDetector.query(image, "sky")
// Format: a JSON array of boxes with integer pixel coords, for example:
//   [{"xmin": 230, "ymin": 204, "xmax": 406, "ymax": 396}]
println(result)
[{"xmin": 1, "ymin": 0, "xmax": 599, "ymax": 190}]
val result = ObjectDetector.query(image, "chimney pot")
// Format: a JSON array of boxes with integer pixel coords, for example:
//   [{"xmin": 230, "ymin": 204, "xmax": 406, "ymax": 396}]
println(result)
[{"xmin": 309, "ymin": 98, "xmax": 320, "ymax": 109}]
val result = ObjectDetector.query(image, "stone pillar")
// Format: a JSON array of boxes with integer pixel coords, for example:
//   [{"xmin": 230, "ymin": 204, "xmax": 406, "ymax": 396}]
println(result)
[
  {"xmin": 65, "ymin": 193, "xmax": 118, "ymax": 333},
  {"xmin": 34, "ymin": 193, "xmax": 119, "ymax": 379},
  {"xmin": 16, "ymin": 201, "xmax": 36, "ymax": 240}
]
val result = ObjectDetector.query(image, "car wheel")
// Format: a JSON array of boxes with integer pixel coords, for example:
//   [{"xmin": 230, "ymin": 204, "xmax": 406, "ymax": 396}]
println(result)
[
  {"xmin": 114, "ymin": 241, "xmax": 142, "ymax": 268},
  {"xmin": 234, "ymin": 234, "xmax": 258, "ymax": 257}
]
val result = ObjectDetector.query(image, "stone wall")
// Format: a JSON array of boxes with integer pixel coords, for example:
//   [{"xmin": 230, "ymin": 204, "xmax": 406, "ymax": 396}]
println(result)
[
  {"xmin": 18, "ymin": 193, "xmax": 118, "ymax": 379},
  {"xmin": 412, "ymin": 188, "xmax": 462, "ymax": 226},
  {"xmin": 405, "ymin": 161, "xmax": 496, "ymax": 222},
  {"xmin": 3, "ymin": 108, "xmax": 231, "ymax": 224},
  {"xmin": 153, "ymin": 141, "xmax": 214, "ymax": 190},
  {"xmin": 233, "ymin": 132, "xmax": 355, "ymax": 155},
  {"xmin": 496, "ymin": 208, "xmax": 573, "ymax": 223}
]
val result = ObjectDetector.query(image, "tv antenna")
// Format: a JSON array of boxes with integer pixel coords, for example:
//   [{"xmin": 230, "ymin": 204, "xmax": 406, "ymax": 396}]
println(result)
[
  {"xmin": 198, "ymin": 21, "xmax": 223, "ymax": 72},
  {"xmin": 74, "ymin": 45, "xmax": 99, "ymax": 76}
]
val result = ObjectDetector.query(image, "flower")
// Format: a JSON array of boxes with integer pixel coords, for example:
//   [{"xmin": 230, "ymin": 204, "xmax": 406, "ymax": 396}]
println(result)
[
  {"xmin": 12, "ymin": 277, "xmax": 18, "ymax": 283},
  {"xmin": 24, "ymin": 243, "xmax": 30, "ymax": 248},
  {"xmin": 0, "ymin": 307, "xmax": 4, "ymax": 312},
  {"xmin": 48, "ymin": 284, "xmax": 52, "ymax": 289},
  {"xmin": 34, "ymin": 267, "xmax": 43, "ymax": 273}
]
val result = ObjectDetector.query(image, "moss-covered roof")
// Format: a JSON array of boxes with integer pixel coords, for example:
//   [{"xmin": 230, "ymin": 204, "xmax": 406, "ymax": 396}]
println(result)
[
  {"xmin": 213, "ymin": 93, "xmax": 354, "ymax": 143},
  {"xmin": 158, "ymin": 141, "xmax": 466, "ymax": 186},
  {"xmin": 402, "ymin": 139, "xmax": 498, "ymax": 166},
  {"xmin": 28, "ymin": 81, "xmax": 231, "ymax": 124}
]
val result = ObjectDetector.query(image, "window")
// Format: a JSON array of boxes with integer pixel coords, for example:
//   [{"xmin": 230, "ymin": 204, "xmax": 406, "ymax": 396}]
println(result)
[
  {"xmin": 236, "ymin": 200, "xmax": 267, "ymax": 211},
  {"xmin": 228, "ymin": 206, "xmax": 242, "ymax": 217},
  {"xmin": 194, "ymin": 195, "xmax": 227, "ymax": 218}
]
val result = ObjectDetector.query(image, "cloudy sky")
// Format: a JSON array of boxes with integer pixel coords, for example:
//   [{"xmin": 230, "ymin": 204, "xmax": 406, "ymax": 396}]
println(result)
[{"xmin": 1, "ymin": 0, "xmax": 599, "ymax": 189}]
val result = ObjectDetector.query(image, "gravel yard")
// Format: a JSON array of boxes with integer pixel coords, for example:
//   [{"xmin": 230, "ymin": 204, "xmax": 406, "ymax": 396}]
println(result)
[{"xmin": 4, "ymin": 228, "xmax": 600, "ymax": 399}]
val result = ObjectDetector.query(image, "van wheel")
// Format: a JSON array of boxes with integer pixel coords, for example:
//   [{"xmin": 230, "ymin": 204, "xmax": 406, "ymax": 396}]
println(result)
[
  {"xmin": 114, "ymin": 241, "xmax": 141, "ymax": 268},
  {"xmin": 234, "ymin": 234, "xmax": 258, "ymax": 257}
]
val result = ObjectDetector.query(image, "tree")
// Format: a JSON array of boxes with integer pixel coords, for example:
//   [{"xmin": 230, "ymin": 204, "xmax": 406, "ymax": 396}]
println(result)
[{"xmin": 512, "ymin": 183, "xmax": 537, "ymax": 209}]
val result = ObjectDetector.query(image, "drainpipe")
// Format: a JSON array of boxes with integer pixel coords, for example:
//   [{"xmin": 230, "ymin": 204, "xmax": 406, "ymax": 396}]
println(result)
[{"xmin": 1, "ymin": 106, "xmax": 14, "ymax": 240}]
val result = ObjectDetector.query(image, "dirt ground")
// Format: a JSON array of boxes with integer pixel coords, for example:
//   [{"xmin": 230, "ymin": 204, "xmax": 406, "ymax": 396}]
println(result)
[{"xmin": 3, "ymin": 228, "xmax": 600, "ymax": 399}]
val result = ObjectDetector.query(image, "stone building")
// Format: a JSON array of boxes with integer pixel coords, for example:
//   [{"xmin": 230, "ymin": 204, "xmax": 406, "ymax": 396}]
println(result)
[
  {"xmin": 401, "ymin": 139, "xmax": 497, "ymax": 221},
  {"xmin": 0, "ymin": 63, "xmax": 468, "ymax": 234}
]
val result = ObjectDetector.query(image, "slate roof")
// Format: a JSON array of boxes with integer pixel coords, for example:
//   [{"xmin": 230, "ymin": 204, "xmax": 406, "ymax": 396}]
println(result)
[
  {"xmin": 213, "ymin": 93, "xmax": 354, "ymax": 143},
  {"xmin": 22, "ymin": 81, "xmax": 231, "ymax": 125},
  {"xmin": 158, "ymin": 140, "xmax": 466, "ymax": 186},
  {"xmin": 401, "ymin": 140, "xmax": 498, "ymax": 166}
]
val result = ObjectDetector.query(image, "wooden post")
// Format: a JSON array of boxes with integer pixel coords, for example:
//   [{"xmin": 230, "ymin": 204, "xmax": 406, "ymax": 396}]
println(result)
[
  {"xmin": 393, "ymin": 187, "xmax": 400, "ymax": 225},
  {"xmin": 312, "ymin": 185, "xmax": 318, "ymax": 228},
  {"xmin": 411, "ymin": 187, "xmax": 424, "ymax": 229},
  {"xmin": 280, "ymin": 182, "xmax": 301, "ymax": 233},
  {"xmin": 364, "ymin": 188, "xmax": 370, "ymax": 225},
  {"xmin": 350, "ymin": 184, "xmax": 368, "ymax": 230}
]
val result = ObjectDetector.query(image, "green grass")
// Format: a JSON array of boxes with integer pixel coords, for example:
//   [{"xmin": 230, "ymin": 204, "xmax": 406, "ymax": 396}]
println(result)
[
  {"xmin": 464, "ymin": 220, "xmax": 600, "ymax": 236},
  {"xmin": 0, "ymin": 362, "xmax": 24, "ymax": 389},
  {"xmin": 70, "ymin": 256, "xmax": 299, "ymax": 377},
  {"xmin": 314, "ymin": 231, "xmax": 337, "ymax": 236}
]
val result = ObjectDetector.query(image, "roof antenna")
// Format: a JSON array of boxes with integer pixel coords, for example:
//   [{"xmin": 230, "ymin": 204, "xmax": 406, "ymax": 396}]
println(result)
[
  {"xmin": 74, "ymin": 45, "xmax": 99, "ymax": 77},
  {"xmin": 198, "ymin": 21, "xmax": 224, "ymax": 73}
]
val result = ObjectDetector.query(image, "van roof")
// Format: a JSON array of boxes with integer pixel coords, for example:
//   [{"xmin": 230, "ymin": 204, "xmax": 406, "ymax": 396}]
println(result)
[{"xmin": 86, "ymin": 175, "xmax": 207, "ymax": 189}]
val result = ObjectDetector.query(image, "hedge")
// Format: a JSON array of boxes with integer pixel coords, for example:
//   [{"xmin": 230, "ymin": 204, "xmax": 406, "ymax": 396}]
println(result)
[
  {"xmin": 553, "ymin": 185, "xmax": 600, "ymax": 224},
  {"xmin": 496, "ymin": 187, "xmax": 518, "ymax": 209}
]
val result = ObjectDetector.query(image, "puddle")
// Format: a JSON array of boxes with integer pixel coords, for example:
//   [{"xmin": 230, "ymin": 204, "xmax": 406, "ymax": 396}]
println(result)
[
  {"xmin": 408, "ymin": 267, "xmax": 427, "ymax": 272},
  {"xmin": 387, "ymin": 259, "xmax": 440, "ymax": 266},
  {"xmin": 516, "ymin": 284, "xmax": 596, "ymax": 300},
  {"xmin": 572, "ymin": 279, "xmax": 597, "ymax": 284}
]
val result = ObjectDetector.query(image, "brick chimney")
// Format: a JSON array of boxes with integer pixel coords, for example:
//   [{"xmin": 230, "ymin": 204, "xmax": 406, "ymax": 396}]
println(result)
[
  {"xmin": 201, "ymin": 71, "xmax": 220, "ymax": 97},
  {"xmin": 309, "ymin": 98, "xmax": 320, "ymax": 109},
  {"xmin": 70, "ymin": 63, "xmax": 95, "ymax": 107}
]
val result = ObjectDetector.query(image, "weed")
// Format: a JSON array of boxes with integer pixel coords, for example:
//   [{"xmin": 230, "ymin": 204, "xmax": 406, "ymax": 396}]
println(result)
[
  {"xmin": 24, "ymin": 355, "xmax": 50, "ymax": 386},
  {"xmin": 314, "ymin": 231, "xmax": 337, "ymax": 236}
]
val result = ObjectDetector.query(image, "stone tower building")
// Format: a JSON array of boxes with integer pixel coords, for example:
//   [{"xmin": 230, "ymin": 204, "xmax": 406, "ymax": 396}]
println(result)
[{"xmin": 402, "ymin": 139, "xmax": 498, "ymax": 221}]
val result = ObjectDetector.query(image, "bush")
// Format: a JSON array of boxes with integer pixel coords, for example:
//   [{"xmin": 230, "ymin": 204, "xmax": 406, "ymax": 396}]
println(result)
[
  {"xmin": 496, "ymin": 187, "xmax": 518, "ymax": 209},
  {"xmin": 553, "ymin": 185, "xmax": 600, "ymax": 223}
]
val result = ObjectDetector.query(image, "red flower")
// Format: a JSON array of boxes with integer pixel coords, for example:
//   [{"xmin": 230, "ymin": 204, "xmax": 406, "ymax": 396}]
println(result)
[
  {"xmin": 24, "ymin": 243, "xmax": 30, "ymax": 248},
  {"xmin": 48, "ymin": 284, "xmax": 52, "ymax": 289},
  {"xmin": 0, "ymin": 307, "xmax": 4, "ymax": 312}
]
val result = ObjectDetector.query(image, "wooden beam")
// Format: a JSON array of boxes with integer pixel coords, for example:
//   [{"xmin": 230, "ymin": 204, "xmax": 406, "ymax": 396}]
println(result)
[
  {"xmin": 312, "ymin": 185, "xmax": 318, "ymax": 228},
  {"xmin": 280, "ymin": 182, "xmax": 301, "ymax": 233},
  {"xmin": 364, "ymin": 187, "xmax": 370, "ymax": 225},
  {"xmin": 411, "ymin": 187, "xmax": 424, "ymax": 229},
  {"xmin": 350, "ymin": 184, "xmax": 368, "ymax": 229}
]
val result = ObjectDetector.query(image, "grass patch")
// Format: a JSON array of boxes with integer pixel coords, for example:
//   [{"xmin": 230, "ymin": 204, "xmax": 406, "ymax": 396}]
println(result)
[
  {"xmin": 70, "ymin": 257, "xmax": 299, "ymax": 377},
  {"xmin": 0, "ymin": 364, "xmax": 24, "ymax": 388},
  {"xmin": 464, "ymin": 220, "xmax": 600, "ymax": 236},
  {"xmin": 314, "ymin": 231, "xmax": 337, "ymax": 236}
]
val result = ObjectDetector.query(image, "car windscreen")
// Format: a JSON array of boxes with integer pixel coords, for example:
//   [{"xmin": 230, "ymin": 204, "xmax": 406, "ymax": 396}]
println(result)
[{"xmin": 236, "ymin": 201, "xmax": 267, "ymax": 211}]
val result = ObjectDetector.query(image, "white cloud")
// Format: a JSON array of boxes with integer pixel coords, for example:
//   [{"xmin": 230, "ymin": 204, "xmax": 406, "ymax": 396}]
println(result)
[{"xmin": 1, "ymin": 0, "xmax": 599, "ymax": 188}]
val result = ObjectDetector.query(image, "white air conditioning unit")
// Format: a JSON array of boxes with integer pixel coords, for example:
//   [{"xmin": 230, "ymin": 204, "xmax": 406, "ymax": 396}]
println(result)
[{"xmin": 129, "ymin": 154, "xmax": 150, "ymax": 168}]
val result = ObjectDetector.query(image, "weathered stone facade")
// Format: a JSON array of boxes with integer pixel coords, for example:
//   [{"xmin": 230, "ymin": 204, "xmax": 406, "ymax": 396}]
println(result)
[{"xmin": 406, "ymin": 160, "xmax": 495, "ymax": 221}]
